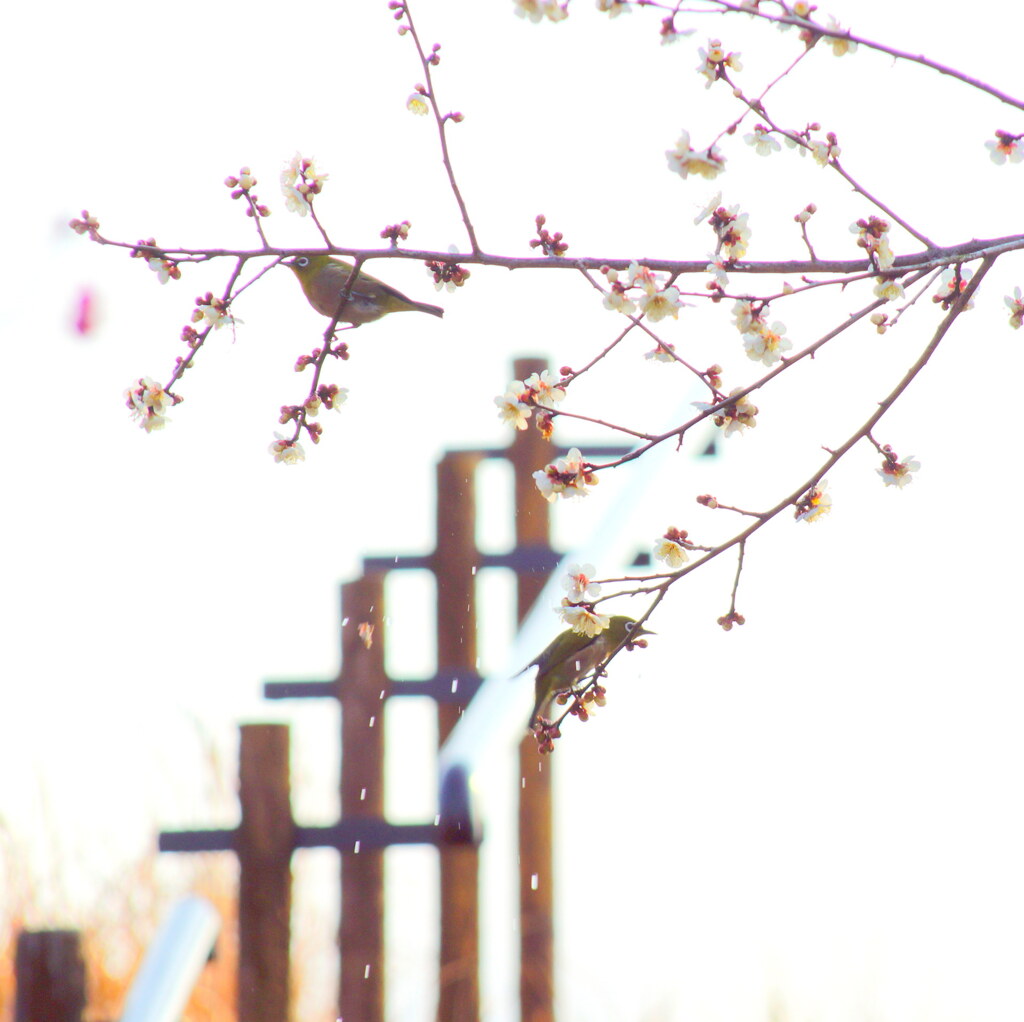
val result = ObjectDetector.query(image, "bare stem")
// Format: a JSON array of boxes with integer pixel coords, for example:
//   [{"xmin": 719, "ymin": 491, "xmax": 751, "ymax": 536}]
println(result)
[{"xmin": 402, "ymin": 3, "xmax": 481, "ymax": 253}]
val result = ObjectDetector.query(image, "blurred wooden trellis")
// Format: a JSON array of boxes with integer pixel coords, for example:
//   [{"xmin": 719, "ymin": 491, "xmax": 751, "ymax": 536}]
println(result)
[{"xmin": 155, "ymin": 356, "xmax": 634, "ymax": 1022}]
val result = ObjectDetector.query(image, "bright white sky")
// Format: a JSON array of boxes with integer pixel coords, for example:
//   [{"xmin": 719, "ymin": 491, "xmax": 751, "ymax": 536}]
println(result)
[{"xmin": 3, "ymin": 2, "xmax": 1024, "ymax": 1020}]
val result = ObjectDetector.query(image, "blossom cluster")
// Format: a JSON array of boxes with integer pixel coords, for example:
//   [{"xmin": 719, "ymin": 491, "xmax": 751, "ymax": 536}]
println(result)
[
  {"xmin": 707, "ymin": 203, "xmax": 752, "ymax": 262},
  {"xmin": 282, "ymin": 382, "xmax": 349, "ymax": 422},
  {"xmin": 559, "ymin": 601, "xmax": 610, "ymax": 637},
  {"xmin": 744, "ymin": 319, "xmax": 791, "ymax": 366},
  {"xmin": 696, "ymin": 38, "xmax": 742, "ymax": 89},
  {"xmin": 427, "ymin": 257, "xmax": 472, "ymax": 293},
  {"xmin": 562, "ymin": 562, "xmax": 601, "ymax": 602},
  {"xmin": 850, "ymin": 216, "xmax": 894, "ymax": 271},
  {"xmin": 513, "ymin": 0, "xmax": 567, "ymax": 23},
  {"xmin": 783, "ymin": 127, "xmax": 841, "ymax": 166},
  {"xmin": 666, "ymin": 130, "xmax": 726, "ymax": 181},
  {"xmin": 659, "ymin": 15, "xmax": 696, "ymax": 44},
  {"xmin": 130, "ymin": 238, "xmax": 181, "ymax": 284},
  {"xmin": 653, "ymin": 527, "xmax": 693, "ymax": 569},
  {"xmin": 822, "ymin": 16, "xmax": 857, "ymax": 56},
  {"xmin": 534, "ymin": 447, "xmax": 598, "ymax": 501},
  {"xmin": 777, "ymin": 1, "xmax": 817, "ymax": 30},
  {"xmin": 733, "ymin": 299, "xmax": 791, "ymax": 367},
  {"xmin": 281, "ymin": 154, "xmax": 328, "ymax": 217},
  {"xmin": 876, "ymin": 446, "xmax": 920, "ymax": 488},
  {"xmin": 872, "ymin": 276, "xmax": 905, "ymax": 303},
  {"xmin": 406, "ymin": 86, "xmax": 430, "ymax": 116},
  {"xmin": 150, "ymin": 257, "xmax": 181, "ymax": 284},
  {"xmin": 985, "ymin": 130, "xmax": 1024, "ymax": 165},
  {"xmin": 269, "ymin": 433, "xmax": 305, "ymax": 465},
  {"xmin": 744, "ymin": 124, "xmax": 781, "ymax": 157},
  {"xmin": 644, "ymin": 341, "xmax": 677, "ymax": 363},
  {"xmin": 794, "ymin": 480, "xmax": 831, "ymax": 523},
  {"xmin": 69, "ymin": 210, "xmax": 101, "ymax": 239},
  {"xmin": 125, "ymin": 377, "xmax": 174, "ymax": 433},
  {"xmin": 601, "ymin": 262, "xmax": 686, "ymax": 321},
  {"xmin": 224, "ymin": 166, "xmax": 271, "ymax": 218},
  {"xmin": 530, "ymin": 214, "xmax": 569, "ymax": 257},
  {"xmin": 495, "ymin": 369, "xmax": 566, "ymax": 432},
  {"xmin": 932, "ymin": 266, "xmax": 975, "ymax": 311},
  {"xmin": 192, "ymin": 293, "xmax": 237, "ymax": 330},
  {"xmin": 557, "ymin": 564, "xmax": 609, "ymax": 637},
  {"xmin": 696, "ymin": 388, "xmax": 759, "ymax": 437}
]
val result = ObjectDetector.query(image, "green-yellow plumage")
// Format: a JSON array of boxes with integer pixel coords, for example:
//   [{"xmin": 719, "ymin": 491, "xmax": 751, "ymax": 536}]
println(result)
[
  {"xmin": 525, "ymin": 615, "xmax": 652, "ymax": 727},
  {"xmin": 285, "ymin": 255, "xmax": 444, "ymax": 325}
]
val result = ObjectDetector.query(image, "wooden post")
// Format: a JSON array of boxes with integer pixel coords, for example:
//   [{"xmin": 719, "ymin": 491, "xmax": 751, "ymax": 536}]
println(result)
[
  {"xmin": 435, "ymin": 450, "xmax": 482, "ymax": 1022},
  {"xmin": 15, "ymin": 930, "xmax": 86, "ymax": 1022},
  {"xmin": 237, "ymin": 723, "xmax": 293, "ymax": 1022},
  {"xmin": 337, "ymin": 575, "xmax": 388, "ymax": 1022},
  {"xmin": 512, "ymin": 357, "xmax": 556, "ymax": 1022}
]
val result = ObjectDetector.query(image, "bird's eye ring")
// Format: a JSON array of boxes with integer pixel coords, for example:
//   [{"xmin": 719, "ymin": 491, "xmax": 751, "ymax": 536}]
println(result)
[{"xmin": 295, "ymin": 256, "xmax": 309, "ymax": 268}]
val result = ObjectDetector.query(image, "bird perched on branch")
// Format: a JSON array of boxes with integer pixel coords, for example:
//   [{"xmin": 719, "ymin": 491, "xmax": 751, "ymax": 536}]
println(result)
[
  {"xmin": 525, "ymin": 615, "xmax": 652, "ymax": 728},
  {"xmin": 285, "ymin": 255, "xmax": 444, "ymax": 325}
]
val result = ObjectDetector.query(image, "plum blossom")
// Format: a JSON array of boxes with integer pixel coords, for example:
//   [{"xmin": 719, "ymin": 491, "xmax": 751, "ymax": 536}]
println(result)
[
  {"xmin": 743, "ymin": 321, "xmax": 792, "ymax": 366},
  {"xmin": 559, "ymin": 600, "xmax": 611, "ymax": 637},
  {"xmin": 794, "ymin": 480, "xmax": 831, "ymax": 523},
  {"xmin": 534, "ymin": 447, "xmax": 598, "ymax": 501},
  {"xmin": 563, "ymin": 564, "xmax": 602, "ymax": 601},
  {"xmin": 667, "ymin": 130, "xmax": 726, "ymax": 180}
]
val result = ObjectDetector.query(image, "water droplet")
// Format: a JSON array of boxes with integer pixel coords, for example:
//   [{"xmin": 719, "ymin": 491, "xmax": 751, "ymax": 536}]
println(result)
[
  {"xmin": 434, "ymin": 814, "xmax": 441, "ymax": 826},
  {"xmin": 531, "ymin": 874, "xmax": 539, "ymax": 890},
  {"xmin": 360, "ymin": 788, "xmax": 366, "ymax": 801},
  {"xmin": 471, "ymin": 565, "xmax": 477, "ymax": 575},
  {"xmin": 451, "ymin": 678, "xmax": 458, "ymax": 693},
  {"xmin": 369, "ymin": 716, "xmax": 375, "ymax": 727},
  {"xmin": 342, "ymin": 617, "xmax": 350, "ymax": 626},
  {"xmin": 354, "ymin": 841, "xmax": 361, "ymax": 854},
  {"xmin": 364, "ymin": 964, "xmax": 372, "ymax": 979}
]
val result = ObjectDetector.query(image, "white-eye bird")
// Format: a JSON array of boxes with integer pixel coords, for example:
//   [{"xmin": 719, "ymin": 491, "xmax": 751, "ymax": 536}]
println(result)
[
  {"xmin": 285, "ymin": 254, "xmax": 444, "ymax": 325},
  {"xmin": 525, "ymin": 615, "xmax": 652, "ymax": 728}
]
